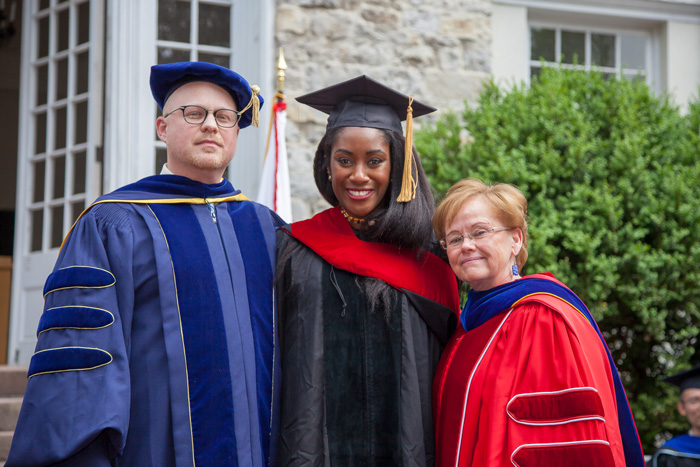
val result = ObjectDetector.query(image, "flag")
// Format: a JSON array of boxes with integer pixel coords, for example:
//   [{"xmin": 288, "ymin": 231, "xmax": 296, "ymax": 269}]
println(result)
[{"xmin": 257, "ymin": 100, "xmax": 292, "ymax": 222}]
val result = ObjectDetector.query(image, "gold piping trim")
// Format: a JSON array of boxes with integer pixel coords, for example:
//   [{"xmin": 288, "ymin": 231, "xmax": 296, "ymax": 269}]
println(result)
[
  {"xmin": 60, "ymin": 194, "xmax": 250, "ymax": 251},
  {"xmin": 28, "ymin": 346, "xmax": 113, "ymax": 379},
  {"xmin": 511, "ymin": 292, "xmax": 588, "ymax": 321},
  {"xmin": 38, "ymin": 306, "xmax": 115, "ymax": 336},
  {"xmin": 44, "ymin": 266, "xmax": 116, "ymax": 297}
]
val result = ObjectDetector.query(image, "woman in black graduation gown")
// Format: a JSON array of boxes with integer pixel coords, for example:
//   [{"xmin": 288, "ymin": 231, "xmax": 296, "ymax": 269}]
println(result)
[{"xmin": 276, "ymin": 76, "xmax": 460, "ymax": 466}]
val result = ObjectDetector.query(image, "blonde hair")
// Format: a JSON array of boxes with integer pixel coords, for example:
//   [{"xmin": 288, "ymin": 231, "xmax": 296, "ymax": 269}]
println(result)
[{"xmin": 433, "ymin": 178, "xmax": 529, "ymax": 269}]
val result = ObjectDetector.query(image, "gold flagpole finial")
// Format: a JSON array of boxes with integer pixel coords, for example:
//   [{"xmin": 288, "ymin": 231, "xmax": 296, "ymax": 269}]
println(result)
[{"xmin": 276, "ymin": 48, "xmax": 287, "ymax": 94}]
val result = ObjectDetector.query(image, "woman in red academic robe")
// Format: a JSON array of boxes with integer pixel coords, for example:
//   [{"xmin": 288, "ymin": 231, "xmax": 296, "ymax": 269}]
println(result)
[{"xmin": 431, "ymin": 178, "xmax": 645, "ymax": 467}]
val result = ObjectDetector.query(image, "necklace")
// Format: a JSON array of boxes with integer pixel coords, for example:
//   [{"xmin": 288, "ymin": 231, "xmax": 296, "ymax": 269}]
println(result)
[{"xmin": 340, "ymin": 207, "xmax": 365, "ymax": 224}]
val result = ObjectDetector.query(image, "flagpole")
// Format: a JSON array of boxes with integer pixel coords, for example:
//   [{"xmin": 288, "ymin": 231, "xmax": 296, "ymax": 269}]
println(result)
[
  {"xmin": 276, "ymin": 47, "xmax": 287, "ymax": 96},
  {"xmin": 264, "ymin": 49, "xmax": 287, "ymax": 161},
  {"xmin": 257, "ymin": 47, "xmax": 292, "ymax": 221}
]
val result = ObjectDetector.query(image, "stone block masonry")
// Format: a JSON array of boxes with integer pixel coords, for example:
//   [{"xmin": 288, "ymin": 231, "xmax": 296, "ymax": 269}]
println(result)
[{"xmin": 275, "ymin": 0, "xmax": 492, "ymax": 221}]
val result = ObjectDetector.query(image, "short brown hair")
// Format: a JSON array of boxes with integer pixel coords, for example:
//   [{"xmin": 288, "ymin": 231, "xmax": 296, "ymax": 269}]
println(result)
[{"xmin": 433, "ymin": 178, "xmax": 529, "ymax": 269}]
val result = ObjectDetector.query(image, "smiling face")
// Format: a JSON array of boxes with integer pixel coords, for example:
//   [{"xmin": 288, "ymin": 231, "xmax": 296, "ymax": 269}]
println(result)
[
  {"xmin": 679, "ymin": 388, "xmax": 700, "ymax": 436},
  {"xmin": 329, "ymin": 127, "xmax": 391, "ymax": 226},
  {"xmin": 155, "ymin": 81, "xmax": 240, "ymax": 184},
  {"xmin": 444, "ymin": 195, "xmax": 523, "ymax": 291}
]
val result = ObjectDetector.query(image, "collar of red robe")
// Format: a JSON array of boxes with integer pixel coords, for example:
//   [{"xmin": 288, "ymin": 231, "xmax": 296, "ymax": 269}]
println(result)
[{"xmin": 283, "ymin": 206, "xmax": 460, "ymax": 312}]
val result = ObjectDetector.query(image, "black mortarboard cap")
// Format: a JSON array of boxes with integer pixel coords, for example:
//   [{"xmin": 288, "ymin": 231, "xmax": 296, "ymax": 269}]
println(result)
[
  {"xmin": 296, "ymin": 75, "xmax": 437, "ymax": 202},
  {"xmin": 664, "ymin": 365, "xmax": 700, "ymax": 393},
  {"xmin": 150, "ymin": 61, "xmax": 263, "ymax": 128},
  {"xmin": 295, "ymin": 75, "xmax": 436, "ymax": 133}
]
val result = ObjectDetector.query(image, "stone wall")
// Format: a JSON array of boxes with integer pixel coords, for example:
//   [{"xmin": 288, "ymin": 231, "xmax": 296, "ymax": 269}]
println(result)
[{"xmin": 274, "ymin": 0, "xmax": 493, "ymax": 221}]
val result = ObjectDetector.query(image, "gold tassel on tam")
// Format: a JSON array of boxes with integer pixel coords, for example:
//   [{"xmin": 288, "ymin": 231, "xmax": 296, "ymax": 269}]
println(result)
[
  {"xmin": 397, "ymin": 96, "xmax": 417, "ymax": 202},
  {"xmin": 240, "ymin": 85, "xmax": 262, "ymax": 127}
]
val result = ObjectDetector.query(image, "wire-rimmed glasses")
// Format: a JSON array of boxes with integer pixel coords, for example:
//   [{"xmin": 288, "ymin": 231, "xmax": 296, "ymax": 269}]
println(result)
[
  {"xmin": 164, "ymin": 105, "xmax": 242, "ymax": 128},
  {"xmin": 439, "ymin": 227, "xmax": 512, "ymax": 251}
]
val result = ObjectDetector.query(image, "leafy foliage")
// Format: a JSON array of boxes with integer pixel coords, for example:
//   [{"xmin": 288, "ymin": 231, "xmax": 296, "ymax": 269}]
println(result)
[{"xmin": 415, "ymin": 66, "xmax": 700, "ymax": 453}]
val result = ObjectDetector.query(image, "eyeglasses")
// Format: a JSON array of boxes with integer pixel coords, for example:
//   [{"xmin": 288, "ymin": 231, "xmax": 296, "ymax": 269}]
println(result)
[
  {"xmin": 163, "ymin": 105, "xmax": 242, "ymax": 128},
  {"xmin": 440, "ymin": 227, "xmax": 512, "ymax": 251}
]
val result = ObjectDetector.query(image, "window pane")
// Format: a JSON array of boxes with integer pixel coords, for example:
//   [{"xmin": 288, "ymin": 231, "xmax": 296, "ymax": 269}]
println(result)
[
  {"xmin": 531, "ymin": 28, "xmax": 555, "ymax": 62},
  {"xmin": 33, "ymin": 161, "xmax": 46, "ymax": 203},
  {"xmin": 75, "ymin": 101, "xmax": 88, "ymax": 144},
  {"xmin": 159, "ymin": 47, "xmax": 191, "ymax": 64},
  {"xmin": 158, "ymin": 0, "xmax": 191, "ymax": 43},
  {"xmin": 57, "ymin": 8, "xmax": 70, "ymax": 52},
  {"xmin": 56, "ymin": 57, "xmax": 69, "ymax": 101},
  {"xmin": 78, "ymin": 1, "xmax": 90, "ymax": 45},
  {"xmin": 53, "ymin": 155, "xmax": 66, "ymax": 200},
  {"xmin": 35, "ymin": 112, "xmax": 47, "ymax": 154},
  {"xmin": 198, "ymin": 53, "xmax": 229, "ymax": 68},
  {"xmin": 624, "ymin": 71, "xmax": 646, "ymax": 83},
  {"xmin": 38, "ymin": 16, "xmax": 49, "ymax": 58},
  {"xmin": 31, "ymin": 210, "xmax": 44, "ymax": 252},
  {"xmin": 55, "ymin": 106, "xmax": 67, "ymax": 150},
  {"xmin": 51, "ymin": 206, "xmax": 64, "ymax": 248},
  {"xmin": 592, "ymin": 33, "xmax": 615, "ymax": 67},
  {"xmin": 199, "ymin": 4, "xmax": 230, "ymax": 47},
  {"xmin": 71, "ymin": 201, "xmax": 85, "ymax": 226},
  {"xmin": 561, "ymin": 30, "xmax": 585, "ymax": 65},
  {"xmin": 73, "ymin": 150, "xmax": 86, "ymax": 195},
  {"xmin": 36, "ymin": 64, "xmax": 48, "ymax": 106},
  {"xmin": 155, "ymin": 147, "xmax": 167, "ymax": 174},
  {"xmin": 39, "ymin": 0, "xmax": 50, "ymax": 10},
  {"xmin": 77, "ymin": 51, "xmax": 89, "ymax": 95},
  {"xmin": 621, "ymin": 35, "xmax": 646, "ymax": 70}
]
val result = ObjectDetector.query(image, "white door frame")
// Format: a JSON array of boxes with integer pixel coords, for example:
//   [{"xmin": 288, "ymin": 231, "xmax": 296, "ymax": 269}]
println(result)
[{"xmin": 9, "ymin": 0, "xmax": 105, "ymax": 365}]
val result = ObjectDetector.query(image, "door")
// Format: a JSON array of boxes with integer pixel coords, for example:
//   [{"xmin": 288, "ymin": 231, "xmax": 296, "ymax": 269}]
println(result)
[{"xmin": 8, "ymin": 0, "xmax": 104, "ymax": 365}]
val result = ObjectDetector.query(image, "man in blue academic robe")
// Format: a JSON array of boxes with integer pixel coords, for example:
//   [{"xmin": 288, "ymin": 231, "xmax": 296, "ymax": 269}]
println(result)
[
  {"xmin": 7, "ymin": 62, "xmax": 282, "ymax": 466},
  {"xmin": 649, "ymin": 366, "xmax": 700, "ymax": 466}
]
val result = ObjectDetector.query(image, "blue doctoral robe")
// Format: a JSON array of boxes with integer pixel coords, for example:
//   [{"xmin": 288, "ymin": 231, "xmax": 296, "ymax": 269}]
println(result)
[
  {"xmin": 662, "ymin": 434, "xmax": 700, "ymax": 455},
  {"xmin": 7, "ymin": 175, "xmax": 283, "ymax": 467}
]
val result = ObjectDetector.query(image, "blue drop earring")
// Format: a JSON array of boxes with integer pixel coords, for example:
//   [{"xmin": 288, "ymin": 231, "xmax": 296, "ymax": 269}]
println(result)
[{"xmin": 512, "ymin": 264, "xmax": 519, "ymax": 276}]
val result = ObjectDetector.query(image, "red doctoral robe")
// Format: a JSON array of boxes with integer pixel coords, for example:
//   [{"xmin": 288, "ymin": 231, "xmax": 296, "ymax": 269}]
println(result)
[{"xmin": 434, "ymin": 273, "xmax": 636, "ymax": 466}]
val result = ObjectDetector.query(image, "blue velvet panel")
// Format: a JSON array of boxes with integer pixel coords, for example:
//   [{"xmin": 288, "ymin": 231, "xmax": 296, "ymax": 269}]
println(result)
[
  {"xmin": 43, "ymin": 266, "xmax": 115, "ymax": 296},
  {"xmin": 226, "ymin": 201, "xmax": 275, "ymax": 466},
  {"xmin": 37, "ymin": 306, "xmax": 114, "ymax": 336},
  {"xmin": 28, "ymin": 347, "xmax": 112, "ymax": 378},
  {"xmin": 151, "ymin": 203, "xmax": 238, "ymax": 466}
]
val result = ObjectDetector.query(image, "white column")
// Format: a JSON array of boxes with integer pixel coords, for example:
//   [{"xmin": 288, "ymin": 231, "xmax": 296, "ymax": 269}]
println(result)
[{"xmin": 102, "ymin": 0, "xmax": 159, "ymax": 192}]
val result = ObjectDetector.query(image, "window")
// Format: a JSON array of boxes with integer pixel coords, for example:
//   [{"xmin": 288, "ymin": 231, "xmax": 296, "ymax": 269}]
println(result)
[
  {"xmin": 27, "ymin": 0, "xmax": 103, "ymax": 251},
  {"xmin": 530, "ymin": 25, "xmax": 650, "ymax": 81},
  {"xmin": 154, "ymin": 0, "xmax": 235, "ymax": 173}
]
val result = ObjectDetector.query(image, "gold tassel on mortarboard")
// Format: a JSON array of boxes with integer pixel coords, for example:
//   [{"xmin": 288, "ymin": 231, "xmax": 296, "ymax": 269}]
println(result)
[
  {"xmin": 239, "ymin": 85, "xmax": 262, "ymax": 127},
  {"xmin": 397, "ymin": 96, "xmax": 417, "ymax": 202}
]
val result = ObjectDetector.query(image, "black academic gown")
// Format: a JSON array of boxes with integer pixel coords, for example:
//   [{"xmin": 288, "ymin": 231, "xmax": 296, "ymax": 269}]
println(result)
[{"xmin": 276, "ymin": 208, "xmax": 458, "ymax": 466}]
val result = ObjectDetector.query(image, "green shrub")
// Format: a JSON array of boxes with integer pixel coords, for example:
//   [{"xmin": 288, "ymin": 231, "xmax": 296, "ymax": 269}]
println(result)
[{"xmin": 415, "ymin": 66, "xmax": 700, "ymax": 453}]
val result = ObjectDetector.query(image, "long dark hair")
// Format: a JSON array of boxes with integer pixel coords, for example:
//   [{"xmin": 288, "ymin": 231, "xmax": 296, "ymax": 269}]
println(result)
[{"xmin": 313, "ymin": 126, "xmax": 436, "ymax": 251}]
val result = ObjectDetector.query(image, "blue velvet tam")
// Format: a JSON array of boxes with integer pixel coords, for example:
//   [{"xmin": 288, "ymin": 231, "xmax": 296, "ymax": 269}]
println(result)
[{"xmin": 150, "ymin": 61, "xmax": 264, "ymax": 128}]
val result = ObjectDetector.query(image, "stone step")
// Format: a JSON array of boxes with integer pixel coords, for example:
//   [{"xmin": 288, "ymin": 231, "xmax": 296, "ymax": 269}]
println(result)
[
  {"xmin": 0, "ymin": 367, "xmax": 28, "ymax": 398},
  {"xmin": 0, "ymin": 398, "xmax": 21, "ymax": 432},
  {"xmin": 0, "ymin": 430, "xmax": 12, "ymax": 463}
]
